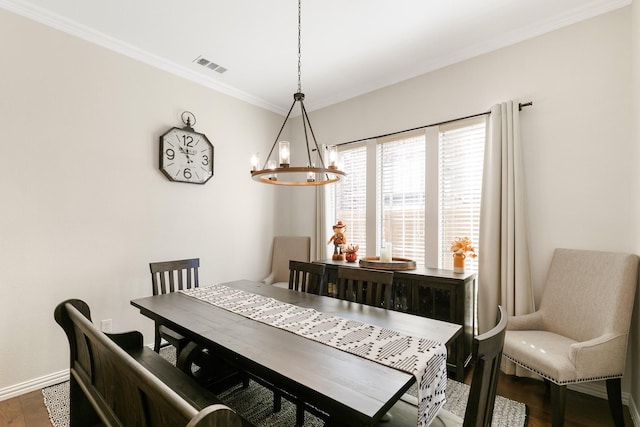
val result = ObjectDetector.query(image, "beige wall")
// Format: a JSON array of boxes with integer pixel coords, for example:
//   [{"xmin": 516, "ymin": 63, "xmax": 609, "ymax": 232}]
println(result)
[
  {"xmin": 287, "ymin": 5, "xmax": 639, "ymax": 414},
  {"xmin": 632, "ymin": 0, "xmax": 640, "ymax": 422},
  {"xmin": 0, "ymin": 9, "xmax": 281, "ymax": 393}
]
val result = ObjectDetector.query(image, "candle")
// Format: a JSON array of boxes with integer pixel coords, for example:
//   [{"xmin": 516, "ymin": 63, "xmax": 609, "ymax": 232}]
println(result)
[
  {"xmin": 267, "ymin": 160, "xmax": 277, "ymax": 181},
  {"xmin": 250, "ymin": 152, "xmax": 260, "ymax": 172},
  {"xmin": 279, "ymin": 141, "xmax": 290, "ymax": 167},
  {"xmin": 328, "ymin": 145, "xmax": 338, "ymax": 168},
  {"xmin": 380, "ymin": 243, "xmax": 392, "ymax": 263}
]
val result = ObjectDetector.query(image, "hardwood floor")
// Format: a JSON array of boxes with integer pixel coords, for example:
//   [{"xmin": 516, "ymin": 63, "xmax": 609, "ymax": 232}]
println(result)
[
  {"xmin": 494, "ymin": 372, "xmax": 634, "ymax": 427},
  {"xmin": 0, "ymin": 390, "xmax": 52, "ymax": 427},
  {"xmin": 0, "ymin": 372, "xmax": 634, "ymax": 426}
]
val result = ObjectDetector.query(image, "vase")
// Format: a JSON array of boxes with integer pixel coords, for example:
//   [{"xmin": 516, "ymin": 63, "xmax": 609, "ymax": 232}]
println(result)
[{"xmin": 453, "ymin": 253, "xmax": 465, "ymax": 273}]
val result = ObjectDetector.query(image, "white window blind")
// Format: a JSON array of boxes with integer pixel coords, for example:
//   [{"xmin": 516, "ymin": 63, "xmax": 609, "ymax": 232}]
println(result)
[
  {"xmin": 334, "ymin": 145, "xmax": 367, "ymax": 255},
  {"xmin": 377, "ymin": 133, "xmax": 425, "ymax": 262},
  {"xmin": 438, "ymin": 118, "xmax": 486, "ymax": 272},
  {"xmin": 329, "ymin": 117, "xmax": 486, "ymax": 271}
]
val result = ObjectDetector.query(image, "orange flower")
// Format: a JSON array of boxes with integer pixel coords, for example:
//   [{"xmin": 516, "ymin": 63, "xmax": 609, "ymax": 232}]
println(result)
[{"xmin": 450, "ymin": 237, "xmax": 478, "ymax": 258}]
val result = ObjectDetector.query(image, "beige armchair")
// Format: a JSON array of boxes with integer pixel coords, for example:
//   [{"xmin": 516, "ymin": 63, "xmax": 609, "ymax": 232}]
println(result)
[
  {"xmin": 261, "ymin": 236, "xmax": 311, "ymax": 288},
  {"xmin": 502, "ymin": 248, "xmax": 639, "ymax": 427}
]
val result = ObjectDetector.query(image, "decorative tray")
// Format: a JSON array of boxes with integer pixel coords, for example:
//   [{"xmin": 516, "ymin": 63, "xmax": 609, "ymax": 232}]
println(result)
[{"xmin": 358, "ymin": 257, "xmax": 417, "ymax": 271}]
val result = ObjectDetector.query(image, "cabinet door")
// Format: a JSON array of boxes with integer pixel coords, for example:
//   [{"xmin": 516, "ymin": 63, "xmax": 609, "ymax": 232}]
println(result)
[
  {"xmin": 390, "ymin": 277, "xmax": 412, "ymax": 312},
  {"xmin": 413, "ymin": 281, "xmax": 457, "ymax": 322}
]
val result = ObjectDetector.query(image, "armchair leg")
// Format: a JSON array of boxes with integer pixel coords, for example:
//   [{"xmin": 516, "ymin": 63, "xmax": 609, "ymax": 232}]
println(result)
[
  {"xmin": 550, "ymin": 383, "xmax": 566, "ymax": 427},
  {"xmin": 606, "ymin": 378, "xmax": 625, "ymax": 427}
]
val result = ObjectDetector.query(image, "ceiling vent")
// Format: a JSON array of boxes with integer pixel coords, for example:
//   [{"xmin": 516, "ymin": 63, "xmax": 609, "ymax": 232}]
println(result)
[{"xmin": 193, "ymin": 56, "xmax": 228, "ymax": 74}]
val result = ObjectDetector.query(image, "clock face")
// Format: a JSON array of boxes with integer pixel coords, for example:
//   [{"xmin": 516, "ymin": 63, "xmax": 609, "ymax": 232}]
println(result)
[{"xmin": 159, "ymin": 127, "xmax": 214, "ymax": 184}]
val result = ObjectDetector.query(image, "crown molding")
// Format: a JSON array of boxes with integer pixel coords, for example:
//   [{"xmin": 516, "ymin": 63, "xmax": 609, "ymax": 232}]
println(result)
[
  {"xmin": 305, "ymin": 0, "xmax": 632, "ymax": 112},
  {"xmin": 0, "ymin": 0, "xmax": 287, "ymax": 115}
]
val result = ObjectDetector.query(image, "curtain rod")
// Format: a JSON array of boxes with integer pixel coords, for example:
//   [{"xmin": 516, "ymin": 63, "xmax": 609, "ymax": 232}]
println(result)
[{"xmin": 336, "ymin": 101, "xmax": 533, "ymax": 147}]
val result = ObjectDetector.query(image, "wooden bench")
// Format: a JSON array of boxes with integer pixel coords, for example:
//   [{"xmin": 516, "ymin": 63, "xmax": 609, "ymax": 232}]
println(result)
[{"xmin": 54, "ymin": 299, "xmax": 253, "ymax": 427}]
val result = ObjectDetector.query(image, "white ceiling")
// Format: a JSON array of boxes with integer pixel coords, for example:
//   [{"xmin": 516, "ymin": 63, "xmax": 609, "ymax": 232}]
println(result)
[{"xmin": 1, "ymin": 0, "xmax": 630, "ymax": 114}]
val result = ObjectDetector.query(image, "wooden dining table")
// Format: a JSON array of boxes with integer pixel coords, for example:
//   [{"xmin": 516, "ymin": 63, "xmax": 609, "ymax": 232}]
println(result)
[{"xmin": 130, "ymin": 280, "xmax": 462, "ymax": 426}]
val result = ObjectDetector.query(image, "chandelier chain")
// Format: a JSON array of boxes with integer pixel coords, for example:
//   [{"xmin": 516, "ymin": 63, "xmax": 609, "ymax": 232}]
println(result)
[
  {"xmin": 297, "ymin": 0, "xmax": 302, "ymax": 93},
  {"xmin": 250, "ymin": 0, "xmax": 345, "ymax": 186}
]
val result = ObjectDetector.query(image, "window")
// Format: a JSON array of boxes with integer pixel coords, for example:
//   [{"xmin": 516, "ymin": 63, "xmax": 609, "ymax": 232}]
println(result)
[
  {"xmin": 438, "ymin": 120, "xmax": 485, "ymax": 272},
  {"xmin": 330, "ymin": 117, "xmax": 486, "ymax": 271},
  {"xmin": 377, "ymin": 132, "xmax": 425, "ymax": 262},
  {"xmin": 333, "ymin": 144, "xmax": 367, "ymax": 256}
]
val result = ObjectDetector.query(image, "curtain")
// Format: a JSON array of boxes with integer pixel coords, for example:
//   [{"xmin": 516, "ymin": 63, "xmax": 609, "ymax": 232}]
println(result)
[
  {"xmin": 315, "ymin": 145, "xmax": 330, "ymax": 261},
  {"xmin": 478, "ymin": 101, "xmax": 535, "ymax": 340}
]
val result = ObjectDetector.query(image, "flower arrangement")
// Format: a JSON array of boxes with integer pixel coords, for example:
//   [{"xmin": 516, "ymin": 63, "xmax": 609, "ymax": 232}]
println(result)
[
  {"xmin": 344, "ymin": 244, "xmax": 359, "ymax": 254},
  {"xmin": 450, "ymin": 237, "xmax": 478, "ymax": 258}
]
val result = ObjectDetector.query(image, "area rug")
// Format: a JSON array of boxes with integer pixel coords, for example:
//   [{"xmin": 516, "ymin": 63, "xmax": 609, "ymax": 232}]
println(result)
[{"xmin": 43, "ymin": 347, "xmax": 527, "ymax": 427}]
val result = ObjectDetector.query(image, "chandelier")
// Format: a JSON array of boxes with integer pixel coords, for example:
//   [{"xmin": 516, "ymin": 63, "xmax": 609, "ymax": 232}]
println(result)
[{"xmin": 250, "ymin": 0, "xmax": 345, "ymax": 186}]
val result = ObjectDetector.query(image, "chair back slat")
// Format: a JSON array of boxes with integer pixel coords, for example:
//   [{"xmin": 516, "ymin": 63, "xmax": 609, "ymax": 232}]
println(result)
[
  {"xmin": 336, "ymin": 267, "xmax": 394, "ymax": 308},
  {"xmin": 150, "ymin": 258, "xmax": 200, "ymax": 296},
  {"xmin": 288, "ymin": 261, "xmax": 327, "ymax": 295},
  {"xmin": 463, "ymin": 306, "xmax": 507, "ymax": 427}
]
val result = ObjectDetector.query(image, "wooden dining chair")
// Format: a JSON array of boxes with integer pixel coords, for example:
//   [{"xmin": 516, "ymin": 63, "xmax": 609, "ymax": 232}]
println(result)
[
  {"xmin": 288, "ymin": 260, "xmax": 327, "ymax": 295},
  {"xmin": 382, "ymin": 306, "xmax": 507, "ymax": 427},
  {"xmin": 149, "ymin": 258, "xmax": 200, "ymax": 353},
  {"xmin": 336, "ymin": 267, "xmax": 394, "ymax": 308}
]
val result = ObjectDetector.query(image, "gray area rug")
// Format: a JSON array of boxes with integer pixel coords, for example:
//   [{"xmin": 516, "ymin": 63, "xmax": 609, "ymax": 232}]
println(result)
[{"xmin": 42, "ymin": 347, "xmax": 527, "ymax": 427}]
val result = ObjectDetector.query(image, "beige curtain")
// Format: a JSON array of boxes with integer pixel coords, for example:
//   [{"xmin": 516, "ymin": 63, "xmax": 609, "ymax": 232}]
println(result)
[
  {"xmin": 478, "ymin": 101, "xmax": 535, "ymax": 342},
  {"xmin": 315, "ymin": 145, "xmax": 331, "ymax": 261}
]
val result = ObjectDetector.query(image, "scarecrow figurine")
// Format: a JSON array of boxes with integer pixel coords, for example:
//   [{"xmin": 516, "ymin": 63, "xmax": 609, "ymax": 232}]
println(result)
[{"xmin": 328, "ymin": 220, "xmax": 347, "ymax": 260}]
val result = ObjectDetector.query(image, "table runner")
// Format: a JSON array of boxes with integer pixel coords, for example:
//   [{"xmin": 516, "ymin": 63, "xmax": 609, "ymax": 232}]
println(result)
[{"xmin": 182, "ymin": 284, "xmax": 447, "ymax": 426}]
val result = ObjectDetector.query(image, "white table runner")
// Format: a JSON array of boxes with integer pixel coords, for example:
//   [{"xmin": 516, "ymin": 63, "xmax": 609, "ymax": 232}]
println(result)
[{"xmin": 182, "ymin": 284, "xmax": 447, "ymax": 426}]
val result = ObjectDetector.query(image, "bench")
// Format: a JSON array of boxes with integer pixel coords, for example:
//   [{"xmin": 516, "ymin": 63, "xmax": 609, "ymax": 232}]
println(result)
[{"xmin": 54, "ymin": 299, "xmax": 253, "ymax": 427}]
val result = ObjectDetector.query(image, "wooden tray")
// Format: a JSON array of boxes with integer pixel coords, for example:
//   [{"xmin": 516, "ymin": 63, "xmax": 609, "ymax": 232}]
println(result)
[{"xmin": 359, "ymin": 257, "xmax": 417, "ymax": 271}]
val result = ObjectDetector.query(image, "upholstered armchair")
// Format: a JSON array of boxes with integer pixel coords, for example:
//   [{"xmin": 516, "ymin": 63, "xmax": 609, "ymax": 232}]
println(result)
[
  {"xmin": 261, "ymin": 236, "xmax": 311, "ymax": 288},
  {"xmin": 502, "ymin": 248, "xmax": 639, "ymax": 427}
]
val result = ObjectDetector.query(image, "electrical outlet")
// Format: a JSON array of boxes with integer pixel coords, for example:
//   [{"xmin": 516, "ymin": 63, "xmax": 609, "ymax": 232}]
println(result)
[{"xmin": 101, "ymin": 319, "xmax": 112, "ymax": 333}]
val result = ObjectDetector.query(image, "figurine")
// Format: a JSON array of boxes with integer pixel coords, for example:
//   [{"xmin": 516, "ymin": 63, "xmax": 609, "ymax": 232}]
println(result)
[{"xmin": 328, "ymin": 220, "xmax": 347, "ymax": 260}]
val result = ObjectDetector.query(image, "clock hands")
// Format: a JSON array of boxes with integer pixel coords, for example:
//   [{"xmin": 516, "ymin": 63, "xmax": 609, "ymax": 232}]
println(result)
[{"xmin": 178, "ymin": 146, "xmax": 197, "ymax": 164}]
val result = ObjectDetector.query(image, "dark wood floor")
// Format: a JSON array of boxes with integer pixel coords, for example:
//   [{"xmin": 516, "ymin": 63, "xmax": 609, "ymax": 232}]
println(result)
[
  {"xmin": 0, "ymin": 371, "xmax": 633, "ymax": 426},
  {"xmin": 493, "ymin": 372, "xmax": 633, "ymax": 427}
]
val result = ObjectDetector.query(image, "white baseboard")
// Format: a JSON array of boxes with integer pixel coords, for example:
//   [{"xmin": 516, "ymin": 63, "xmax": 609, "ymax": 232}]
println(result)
[
  {"xmin": 569, "ymin": 382, "xmax": 640, "ymax": 426},
  {"xmin": 0, "ymin": 369, "xmax": 69, "ymax": 401},
  {"xmin": 629, "ymin": 395, "xmax": 640, "ymax": 427},
  {"xmin": 568, "ymin": 382, "xmax": 629, "ymax": 404}
]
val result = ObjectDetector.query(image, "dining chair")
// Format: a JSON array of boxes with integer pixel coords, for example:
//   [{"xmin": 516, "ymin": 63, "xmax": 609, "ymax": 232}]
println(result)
[
  {"xmin": 336, "ymin": 267, "xmax": 394, "ymax": 308},
  {"xmin": 288, "ymin": 260, "xmax": 327, "ymax": 295},
  {"xmin": 150, "ymin": 259, "xmax": 250, "ymax": 393},
  {"xmin": 502, "ymin": 248, "xmax": 639, "ymax": 427},
  {"xmin": 149, "ymin": 258, "xmax": 200, "ymax": 353},
  {"xmin": 380, "ymin": 306, "xmax": 507, "ymax": 427},
  {"xmin": 262, "ymin": 236, "xmax": 311, "ymax": 288}
]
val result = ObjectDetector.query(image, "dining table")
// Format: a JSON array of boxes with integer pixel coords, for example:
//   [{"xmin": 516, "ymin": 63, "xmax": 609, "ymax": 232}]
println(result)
[{"xmin": 130, "ymin": 279, "xmax": 462, "ymax": 426}]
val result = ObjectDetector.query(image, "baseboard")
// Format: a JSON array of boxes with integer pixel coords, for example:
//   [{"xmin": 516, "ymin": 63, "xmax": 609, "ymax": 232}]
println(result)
[
  {"xmin": 0, "ymin": 369, "xmax": 69, "ymax": 401},
  {"xmin": 568, "ymin": 381, "xmax": 640, "ymax": 426},
  {"xmin": 568, "ymin": 382, "xmax": 630, "ymax": 404},
  {"xmin": 629, "ymin": 394, "xmax": 640, "ymax": 427}
]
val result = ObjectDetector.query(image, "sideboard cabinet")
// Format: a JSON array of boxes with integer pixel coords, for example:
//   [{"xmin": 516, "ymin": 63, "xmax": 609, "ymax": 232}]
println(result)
[{"xmin": 316, "ymin": 260, "xmax": 475, "ymax": 381}]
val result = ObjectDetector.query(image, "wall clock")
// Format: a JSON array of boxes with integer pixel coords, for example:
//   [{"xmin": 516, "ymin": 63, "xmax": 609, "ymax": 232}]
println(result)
[{"xmin": 159, "ymin": 111, "xmax": 214, "ymax": 184}]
